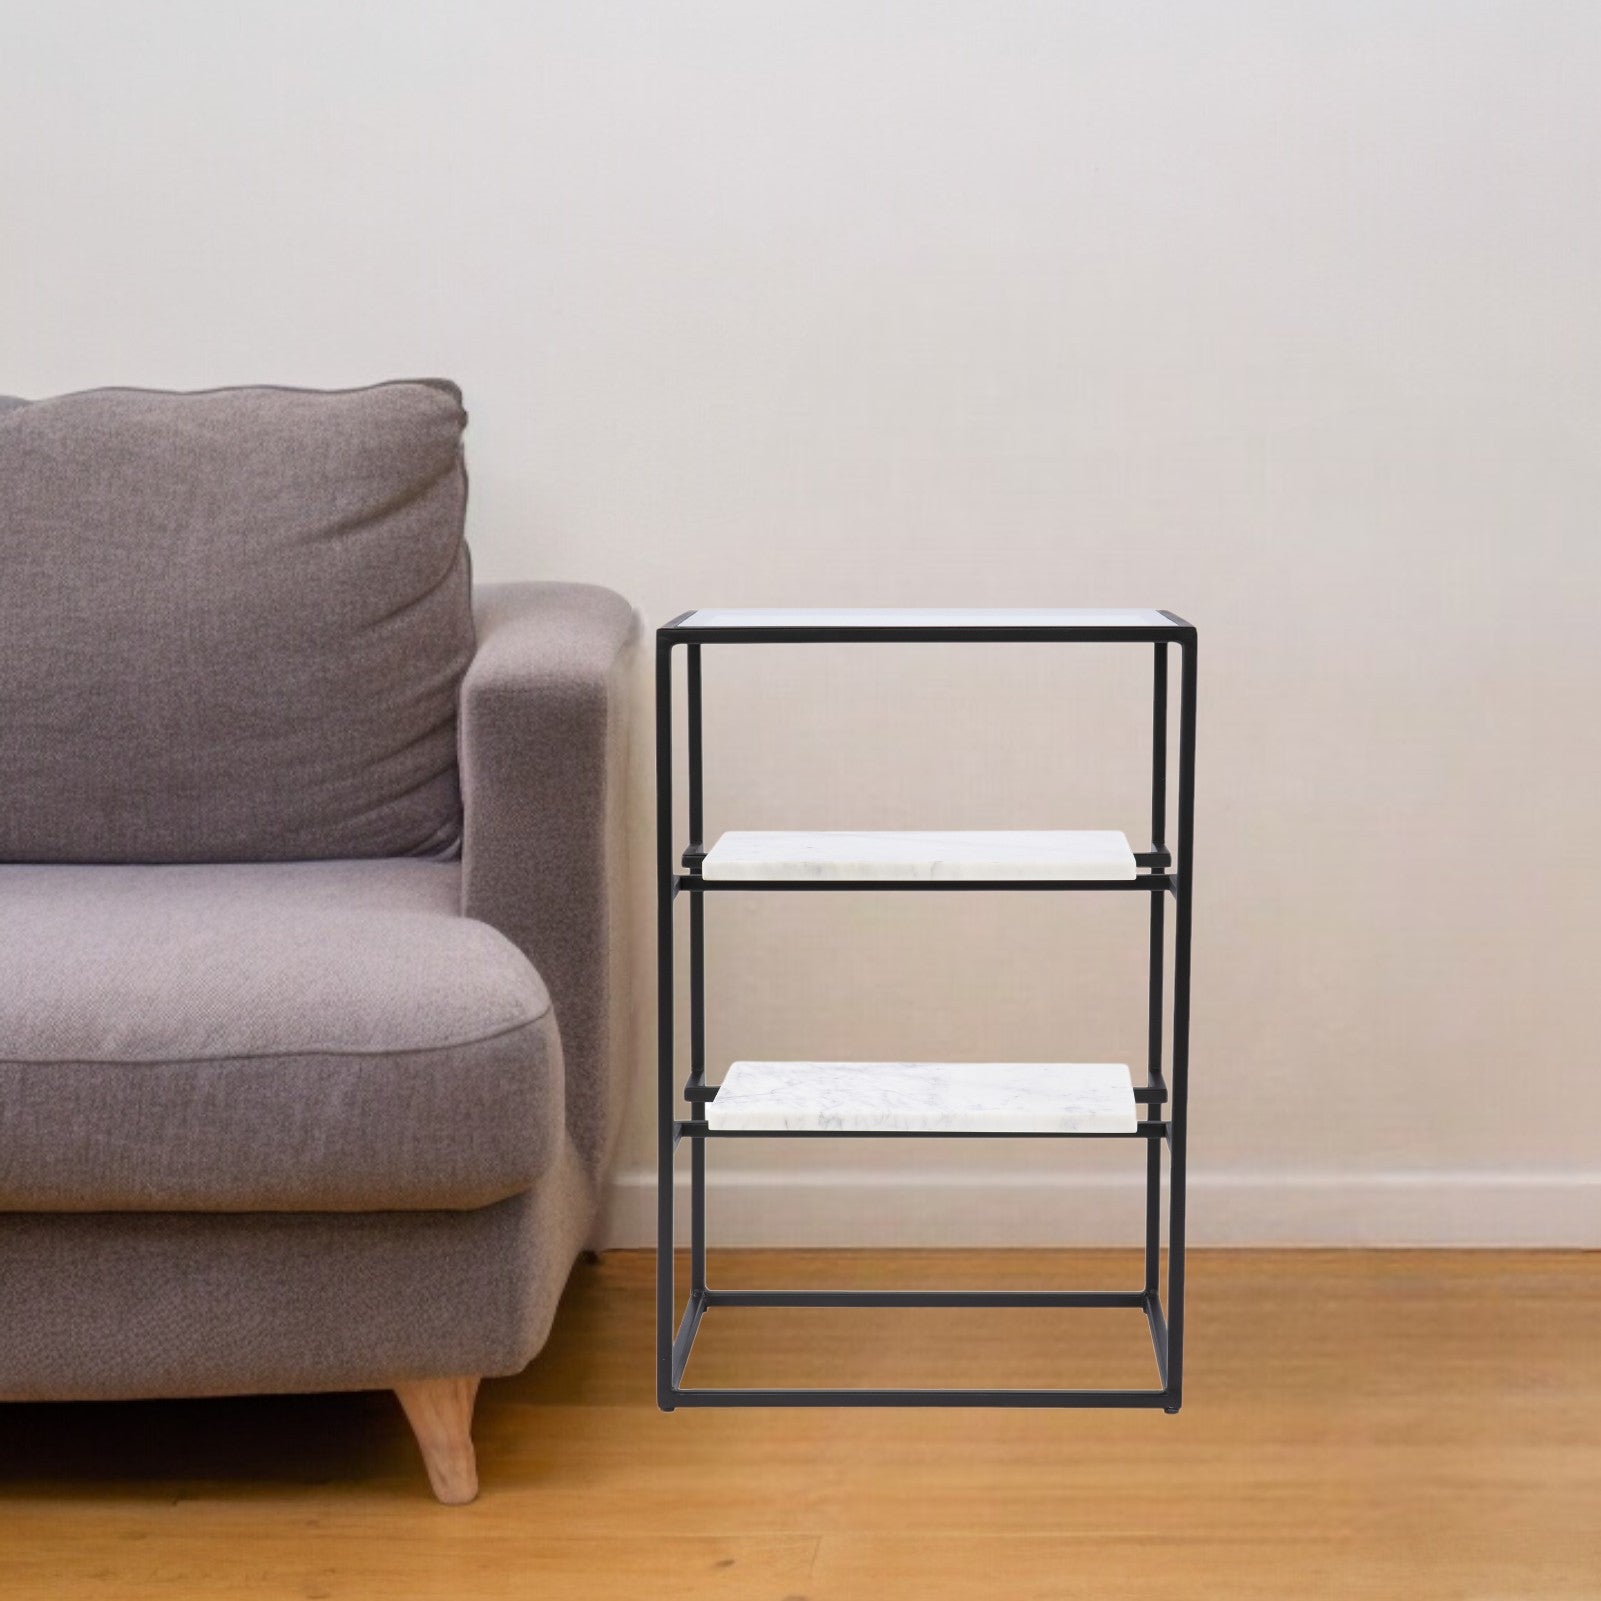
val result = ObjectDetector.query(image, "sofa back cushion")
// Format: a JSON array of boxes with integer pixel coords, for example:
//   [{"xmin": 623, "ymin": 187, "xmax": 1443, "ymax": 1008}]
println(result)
[{"xmin": 0, "ymin": 381, "xmax": 474, "ymax": 863}]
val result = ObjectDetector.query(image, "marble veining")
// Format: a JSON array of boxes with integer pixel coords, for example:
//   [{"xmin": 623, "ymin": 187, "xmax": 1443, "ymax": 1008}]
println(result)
[
  {"xmin": 700, "ymin": 830, "xmax": 1137, "ymax": 881},
  {"xmin": 705, "ymin": 1061, "xmax": 1137, "ymax": 1133},
  {"xmin": 679, "ymin": 607, "xmax": 1174, "ymax": 630}
]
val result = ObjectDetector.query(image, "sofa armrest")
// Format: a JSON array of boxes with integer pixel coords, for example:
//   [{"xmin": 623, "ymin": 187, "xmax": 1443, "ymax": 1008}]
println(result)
[{"xmin": 460, "ymin": 582, "xmax": 639, "ymax": 1182}]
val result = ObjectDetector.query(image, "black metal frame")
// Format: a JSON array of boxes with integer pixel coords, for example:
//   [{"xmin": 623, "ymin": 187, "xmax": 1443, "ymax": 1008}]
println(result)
[{"xmin": 656, "ymin": 611, "xmax": 1197, "ymax": 1410}]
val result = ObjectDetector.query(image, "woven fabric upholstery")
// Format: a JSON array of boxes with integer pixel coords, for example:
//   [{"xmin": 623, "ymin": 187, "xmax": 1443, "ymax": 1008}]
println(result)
[
  {"xmin": 461, "ymin": 582, "xmax": 638, "ymax": 1182},
  {"xmin": 0, "ymin": 395, "xmax": 636, "ymax": 1401},
  {"xmin": 0, "ymin": 1147, "xmax": 596, "ymax": 1399},
  {"xmin": 0, "ymin": 381, "xmax": 473, "ymax": 863},
  {"xmin": 0, "ymin": 860, "xmax": 562, "ymax": 1211}
]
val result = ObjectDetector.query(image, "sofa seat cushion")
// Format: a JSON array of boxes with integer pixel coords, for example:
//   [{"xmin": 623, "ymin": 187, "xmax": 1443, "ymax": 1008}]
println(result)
[{"xmin": 0, "ymin": 861, "xmax": 561, "ymax": 1212}]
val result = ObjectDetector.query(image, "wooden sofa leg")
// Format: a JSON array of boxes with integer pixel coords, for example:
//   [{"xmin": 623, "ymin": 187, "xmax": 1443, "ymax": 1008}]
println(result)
[{"xmin": 394, "ymin": 1377, "xmax": 481, "ymax": 1504}]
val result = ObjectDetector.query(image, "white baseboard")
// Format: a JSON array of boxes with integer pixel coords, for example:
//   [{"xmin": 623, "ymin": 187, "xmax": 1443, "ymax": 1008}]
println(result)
[{"xmin": 601, "ymin": 1167, "xmax": 1601, "ymax": 1249}]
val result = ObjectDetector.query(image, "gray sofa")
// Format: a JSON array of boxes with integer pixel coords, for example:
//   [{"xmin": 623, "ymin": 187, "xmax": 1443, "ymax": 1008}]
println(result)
[{"xmin": 0, "ymin": 381, "xmax": 637, "ymax": 1502}]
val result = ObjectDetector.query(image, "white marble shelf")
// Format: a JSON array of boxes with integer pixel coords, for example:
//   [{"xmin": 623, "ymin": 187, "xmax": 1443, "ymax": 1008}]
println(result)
[
  {"xmin": 700, "ymin": 830, "xmax": 1137, "ymax": 882},
  {"xmin": 672, "ymin": 606, "xmax": 1180, "ymax": 632},
  {"xmin": 705, "ymin": 1061, "xmax": 1137, "ymax": 1133}
]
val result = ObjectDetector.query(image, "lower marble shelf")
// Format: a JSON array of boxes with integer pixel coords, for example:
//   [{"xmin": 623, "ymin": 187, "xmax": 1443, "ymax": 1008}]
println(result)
[
  {"xmin": 700, "ymin": 830, "xmax": 1138, "ymax": 881},
  {"xmin": 703, "ymin": 1060, "xmax": 1136, "ymax": 1134}
]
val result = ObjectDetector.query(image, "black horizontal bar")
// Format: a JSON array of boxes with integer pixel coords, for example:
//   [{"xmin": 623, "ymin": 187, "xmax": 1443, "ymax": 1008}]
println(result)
[
  {"xmin": 1133, "ymin": 1080, "xmax": 1167, "ymax": 1104},
  {"xmin": 703, "ymin": 1288, "xmax": 1147, "ymax": 1309},
  {"xmin": 668, "ymin": 1386, "xmax": 1173, "ymax": 1408},
  {"xmin": 678, "ymin": 1122, "xmax": 1168, "ymax": 1140},
  {"xmin": 684, "ymin": 1085, "xmax": 719, "ymax": 1102},
  {"xmin": 679, "ymin": 876, "xmax": 1171, "ymax": 894}
]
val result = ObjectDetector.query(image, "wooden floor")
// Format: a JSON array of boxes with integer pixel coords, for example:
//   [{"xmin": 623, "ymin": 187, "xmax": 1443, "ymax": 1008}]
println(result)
[{"xmin": 2, "ymin": 1249, "xmax": 1598, "ymax": 1599}]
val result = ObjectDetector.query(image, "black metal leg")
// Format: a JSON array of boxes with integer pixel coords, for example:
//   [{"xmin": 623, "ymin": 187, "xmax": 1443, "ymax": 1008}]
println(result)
[
  {"xmin": 687, "ymin": 645, "xmax": 708, "ymax": 1298},
  {"xmin": 1144, "ymin": 1132, "xmax": 1163, "ymax": 1302},
  {"xmin": 1144, "ymin": 644, "xmax": 1168, "ymax": 1303},
  {"xmin": 1165, "ymin": 635, "xmax": 1197, "ymax": 1411},
  {"xmin": 655, "ymin": 640, "xmax": 677, "ymax": 1410}
]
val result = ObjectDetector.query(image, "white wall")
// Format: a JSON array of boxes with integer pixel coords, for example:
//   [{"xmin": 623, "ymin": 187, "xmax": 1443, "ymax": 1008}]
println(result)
[{"xmin": 6, "ymin": 1, "xmax": 1599, "ymax": 1245}]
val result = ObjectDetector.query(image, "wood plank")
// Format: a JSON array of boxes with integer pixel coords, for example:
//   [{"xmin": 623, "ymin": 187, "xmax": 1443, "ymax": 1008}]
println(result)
[{"xmin": 0, "ymin": 1250, "xmax": 1597, "ymax": 1600}]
